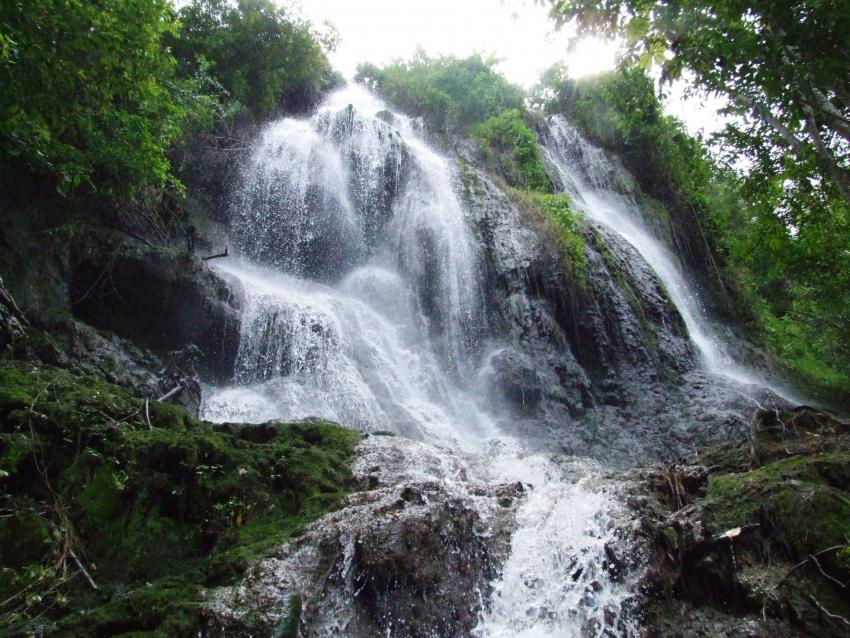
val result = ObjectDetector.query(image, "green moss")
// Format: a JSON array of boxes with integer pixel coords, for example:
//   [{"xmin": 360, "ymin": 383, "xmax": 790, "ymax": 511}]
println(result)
[
  {"xmin": 505, "ymin": 188, "xmax": 587, "ymax": 279},
  {"xmin": 0, "ymin": 361, "xmax": 360, "ymax": 635},
  {"xmin": 703, "ymin": 453, "xmax": 850, "ymax": 556},
  {"xmin": 457, "ymin": 158, "xmax": 485, "ymax": 201},
  {"xmin": 471, "ymin": 109, "xmax": 552, "ymax": 192},
  {"xmin": 280, "ymin": 593, "xmax": 302, "ymax": 638}
]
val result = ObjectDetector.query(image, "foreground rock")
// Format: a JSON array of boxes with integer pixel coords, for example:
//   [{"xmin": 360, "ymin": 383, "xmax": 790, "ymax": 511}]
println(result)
[
  {"xmin": 205, "ymin": 436, "xmax": 523, "ymax": 637},
  {"xmin": 629, "ymin": 406, "xmax": 850, "ymax": 637}
]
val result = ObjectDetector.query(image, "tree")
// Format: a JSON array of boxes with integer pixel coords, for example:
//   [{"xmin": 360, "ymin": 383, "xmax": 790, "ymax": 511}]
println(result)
[
  {"xmin": 0, "ymin": 0, "xmax": 208, "ymax": 202},
  {"xmin": 355, "ymin": 52, "xmax": 526, "ymax": 133},
  {"xmin": 172, "ymin": 0, "xmax": 342, "ymax": 117},
  {"xmin": 541, "ymin": 0, "xmax": 850, "ymax": 201}
]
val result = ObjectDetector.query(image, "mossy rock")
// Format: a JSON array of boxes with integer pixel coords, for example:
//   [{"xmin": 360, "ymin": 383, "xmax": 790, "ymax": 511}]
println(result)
[
  {"xmin": 0, "ymin": 361, "xmax": 360, "ymax": 636},
  {"xmin": 702, "ymin": 453, "xmax": 850, "ymax": 558}
]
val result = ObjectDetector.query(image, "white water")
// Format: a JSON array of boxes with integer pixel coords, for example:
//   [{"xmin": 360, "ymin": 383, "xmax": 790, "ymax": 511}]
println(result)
[
  {"xmin": 474, "ymin": 455, "xmax": 639, "ymax": 638},
  {"xmin": 541, "ymin": 115, "xmax": 798, "ymax": 401},
  {"xmin": 202, "ymin": 86, "xmax": 641, "ymax": 636}
]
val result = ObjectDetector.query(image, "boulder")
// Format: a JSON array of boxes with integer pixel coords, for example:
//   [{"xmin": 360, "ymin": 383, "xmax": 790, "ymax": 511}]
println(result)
[{"xmin": 205, "ymin": 436, "xmax": 522, "ymax": 637}]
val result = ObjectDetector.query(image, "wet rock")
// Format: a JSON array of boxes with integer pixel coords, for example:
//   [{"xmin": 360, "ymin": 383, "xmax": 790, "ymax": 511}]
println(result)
[
  {"xmin": 232, "ymin": 104, "xmax": 411, "ymax": 282},
  {"xmin": 623, "ymin": 407, "xmax": 850, "ymax": 637},
  {"xmin": 485, "ymin": 348, "xmax": 543, "ymax": 413},
  {"xmin": 323, "ymin": 105, "xmax": 411, "ymax": 250},
  {"xmin": 205, "ymin": 436, "xmax": 522, "ymax": 637},
  {"xmin": 458, "ymin": 161, "xmax": 768, "ymax": 463},
  {"xmin": 0, "ymin": 274, "xmax": 27, "ymax": 347},
  {"xmin": 60, "ymin": 319, "xmax": 165, "ymax": 397},
  {"xmin": 71, "ymin": 243, "xmax": 242, "ymax": 383}
]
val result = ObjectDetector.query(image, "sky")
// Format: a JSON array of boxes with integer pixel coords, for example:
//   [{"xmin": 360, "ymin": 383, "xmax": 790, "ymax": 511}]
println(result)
[
  {"xmin": 294, "ymin": 0, "xmax": 726, "ymax": 135},
  {"xmin": 297, "ymin": 0, "xmax": 615, "ymax": 86}
]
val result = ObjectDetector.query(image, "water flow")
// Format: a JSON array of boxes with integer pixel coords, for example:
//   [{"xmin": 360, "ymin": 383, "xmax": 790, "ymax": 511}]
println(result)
[
  {"xmin": 202, "ymin": 86, "xmax": 640, "ymax": 637},
  {"xmin": 474, "ymin": 454, "xmax": 640, "ymax": 638},
  {"xmin": 540, "ymin": 115, "xmax": 788, "ymax": 394}
]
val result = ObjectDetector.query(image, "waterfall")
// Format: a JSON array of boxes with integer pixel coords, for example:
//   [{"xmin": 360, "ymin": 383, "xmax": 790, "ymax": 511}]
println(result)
[
  {"xmin": 539, "ymin": 115, "xmax": 798, "ymax": 402},
  {"xmin": 202, "ymin": 86, "xmax": 643, "ymax": 637}
]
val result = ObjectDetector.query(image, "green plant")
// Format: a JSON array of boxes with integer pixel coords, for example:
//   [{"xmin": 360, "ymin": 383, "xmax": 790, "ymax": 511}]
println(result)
[
  {"xmin": 355, "ymin": 52, "xmax": 525, "ymax": 134},
  {"xmin": 472, "ymin": 110, "xmax": 552, "ymax": 192},
  {"xmin": 0, "ymin": 0, "xmax": 214, "ymax": 202}
]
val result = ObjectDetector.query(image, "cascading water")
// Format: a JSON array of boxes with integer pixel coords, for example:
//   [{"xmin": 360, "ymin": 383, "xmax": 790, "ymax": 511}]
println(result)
[
  {"xmin": 539, "ymin": 115, "xmax": 798, "ymax": 401},
  {"xmin": 202, "ymin": 86, "xmax": 642, "ymax": 637}
]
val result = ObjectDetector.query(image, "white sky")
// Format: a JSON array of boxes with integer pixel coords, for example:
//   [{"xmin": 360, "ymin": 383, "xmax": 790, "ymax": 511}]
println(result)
[
  {"xmin": 296, "ymin": 0, "xmax": 616, "ymax": 86},
  {"xmin": 291, "ymin": 0, "xmax": 724, "ymax": 135}
]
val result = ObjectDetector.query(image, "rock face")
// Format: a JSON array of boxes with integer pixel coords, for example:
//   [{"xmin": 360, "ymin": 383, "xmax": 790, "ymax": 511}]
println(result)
[
  {"xmin": 458, "ymin": 163, "xmax": 777, "ymax": 463},
  {"xmin": 625, "ymin": 407, "xmax": 850, "ymax": 637},
  {"xmin": 0, "ymin": 275, "xmax": 27, "ymax": 347},
  {"xmin": 70, "ymin": 243, "xmax": 242, "ymax": 382},
  {"xmin": 205, "ymin": 436, "xmax": 523, "ymax": 637}
]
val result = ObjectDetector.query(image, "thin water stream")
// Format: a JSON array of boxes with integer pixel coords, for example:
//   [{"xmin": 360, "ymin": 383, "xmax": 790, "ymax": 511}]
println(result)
[{"xmin": 540, "ymin": 116, "xmax": 799, "ymax": 403}]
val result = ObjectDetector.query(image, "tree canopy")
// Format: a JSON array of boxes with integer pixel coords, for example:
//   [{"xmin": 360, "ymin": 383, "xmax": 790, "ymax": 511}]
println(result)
[
  {"xmin": 355, "ymin": 52, "xmax": 526, "ymax": 133},
  {"xmin": 0, "ymin": 0, "xmax": 208, "ymax": 201},
  {"xmin": 171, "ymin": 0, "xmax": 342, "ymax": 117},
  {"xmin": 0, "ymin": 0, "xmax": 339, "ymax": 205},
  {"xmin": 541, "ymin": 0, "xmax": 850, "ymax": 201}
]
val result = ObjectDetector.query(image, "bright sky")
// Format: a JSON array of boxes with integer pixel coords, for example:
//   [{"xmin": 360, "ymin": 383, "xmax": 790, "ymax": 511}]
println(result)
[
  {"xmin": 293, "ymin": 0, "xmax": 724, "ymax": 135},
  {"xmin": 296, "ymin": 0, "xmax": 616, "ymax": 86}
]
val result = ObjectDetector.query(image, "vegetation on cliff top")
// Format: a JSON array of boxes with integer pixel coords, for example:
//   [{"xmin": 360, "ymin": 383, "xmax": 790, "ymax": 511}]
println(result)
[
  {"xmin": 0, "ymin": 0, "xmax": 339, "ymax": 205},
  {"xmin": 0, "ymin": 358, "xmax": 359, "ymax": 636},
  {"xmin": 355, "ymin": 52, "xmax": 525, "ymax": 135}
]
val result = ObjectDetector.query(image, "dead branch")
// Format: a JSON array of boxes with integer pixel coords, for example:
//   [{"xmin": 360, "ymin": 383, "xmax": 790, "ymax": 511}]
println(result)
[
  {"xmin": 761, "ymin": 544, "xmax": 847, "ymax": 621},
  {"xmin": 806, "ymin": 593, "xmax": 850, "ymax": 630},
  {"xmin": 770, "ymin": 545, "xmax": 846, "ymax": 592},
  {"xmin": 68, "ymin": 547, "xmax": 98, "ymax": 591},
  {"xmin": 158, "ymin": 384, "xmax": 183, "ymax": 402},
  {"xmin": 809, "ymin": 553, "xmax": 846, "ymax": 589},
  {"xmin": 202, "ymin": 246, "xmax": 229, "ymax": 261}
]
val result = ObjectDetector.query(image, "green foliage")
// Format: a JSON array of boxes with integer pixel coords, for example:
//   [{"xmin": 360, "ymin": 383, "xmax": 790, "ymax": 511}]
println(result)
[
  {"xmin": 0, "ymin": 361, "xmax": 359, "ymax": 635},
  {"xmin": 0, "ymin": 0, "xmax": 339, "ymax": 207},
  {"xmin": 506, "ymin": 189, "xmax": 586, "ymax": 276},
  {"xmin": 0, "ymin": 0, "xmax": 215, "ymax": 202},
  {"xmin": 472, "ymin": 110, "xmax": 552, "ymax": 192},
  {"xmin": 355, "ymin": 52, "xmax": 525, "ymax": 133},
  {"xmin": 172, "ymin": 0, "xmax": 342, "ymax": 117},
  {"xmin": 541, "ymin": 0, "xmax": 850, "ymax": 197}
]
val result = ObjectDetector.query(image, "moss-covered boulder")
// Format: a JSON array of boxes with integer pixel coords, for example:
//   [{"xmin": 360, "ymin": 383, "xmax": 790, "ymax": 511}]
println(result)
[
  {"xmin": 631, "ymin": 406, "xmax": 850, "ymax": 637},
  {"xmin": 0, "ymin": 361, "xmax": 359, "ymax": 636},
  {"xmin": 702, "ymin": 453, "xmax": 850, "ymax": 558}
]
